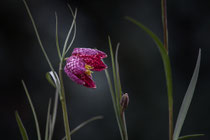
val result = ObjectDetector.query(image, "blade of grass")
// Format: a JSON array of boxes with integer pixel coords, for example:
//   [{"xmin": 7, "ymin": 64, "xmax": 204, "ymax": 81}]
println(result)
[
  {"xmin": 55, "ymin": 12, "xmax": 62, "ymax": 61},
  {"xmin": 70, "ymin": 116, "xmax": 103, "ymax": 135},
  {"xmin": 44, "ymin": 99, "xmax": 51, "ymax": 140},
  {"xmin": 126, "ymin": 16, "xmax": 173, "ymax": 140},
  {"xmin": 115, "ymin": 43, "xmax": 128, "ymax": 140},
  {"xmin": 46, "ymin": 72, "xmax": 56, "ymax": 88},
  {"xmin": 106, "ymin": 37, "xmax": 125, "ymax": 140},
  {"xmin": 15, "ymin": 111, "xmax": 29, "ymax": 140},
  {"xmin": 61, "ymin": 116, "xmax": 103, "ymax": 140},
  {"xmin": 47, "ymin": 71, "xmax": 60, "ymax": 140},
  {"xmin": 64, "ymin": 5, "xmax": 77, "ymax": 55},
  {"xmin": 178, "ymin": 134, "xmax": 204, "ymax": 140},
  {"xmin": 61, "ymin": 7, "xmax": 77, "ymax": 58},
  {"xmin": 115, "ymin": 43, "xmax": 122, "ymax": 101},
  {"xmin": 108, "ymin": 37, "xmax": 120, "ymax": 107},
  {"xmin": 104, "ymin": 69, "xmax": 124, "ymax": 140},
  {"xmin": 173, "ymin": 49, "xmax": 201, "ymax": 140},
  {"xmin": 22, "ymin": 80, "xmax": 41, "ymax": 140},
  {"xmin": 22, "ymin": 0, "xmax": 54, "ymax": 72}
]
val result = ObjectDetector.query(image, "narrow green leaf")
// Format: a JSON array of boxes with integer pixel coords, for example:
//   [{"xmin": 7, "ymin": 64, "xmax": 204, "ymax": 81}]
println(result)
[
  {"xmin": 15, "ymin": 111, "xmax": 29, "ymax": 140},
  {"xmin": 173, "ymin": 49, "xmax": 201, "ymax": 140},
  {"xmin": 125, "ymin": 16, "xmax": 167, "ymax": 55},
  {"xmin": 46, "ymin": 71, "xmax": 60, "ymax": 140},
  {"xmin": 178, "ymin": 134, "xmax": 204, "ymax": 140},
  {"xmin": 126, "ymin": 17, "xmax": 173, "ymax": 140},
  {"xmin": 106, "ymin": 37, "xmax": 124, "ymax": 140},
  {"xmin": 108, "ymin": 37, "xmax": 119, "ymax": 105},
  {"xmin": 21, "ymin": 80, "xmax": 41, "ymax": 140},
  {"xmin": 55, "ymin": 12, "xmax": 62, "ymax": 60},
  {"xmin": 46, "ymin": 72, "xmax": 56, "ymax": 88},
  {"xmin": 61, "ymin": 116, "xmax": 103, "ymax": 140},
  {"xmin": 44, "ymin": 99, "xmax": 51, "ymax": 140},
  {"xmin": 115, "ymin": 43, "xmax": 122, "ymax": 100},
  {"xmin": 46, "ymin": 71, "xmax": 61, "ymax": 90},
  {"xmin": 115, "ymin": 43, "xmax": 129, "ymax": 140},
  {"xmin": 22, "ymin": 0, "xmax": 54, "ymax": 72},
  {"xmin": 61, "ymin": 7, "xmax": 77, "ymax": 58},
  {"xmin": 104, "ymin": 69, "xmax": 122, "ymax": 133},
  {"xmin": 71, "ymin": 116, "xmax": 103, "ymax": 135},
  {"xmin": 126, "ymin": 16, "xmax": 173, "ymax": 110},
  {"xmin": 64, "ymin": 5, "xmax": 77, "ymax": 55}
]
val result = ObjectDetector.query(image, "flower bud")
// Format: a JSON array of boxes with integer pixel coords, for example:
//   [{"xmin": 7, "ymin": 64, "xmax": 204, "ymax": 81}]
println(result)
[{"xmin": 120, "ymin": 93, "xmax": 129, "ymax": 110}]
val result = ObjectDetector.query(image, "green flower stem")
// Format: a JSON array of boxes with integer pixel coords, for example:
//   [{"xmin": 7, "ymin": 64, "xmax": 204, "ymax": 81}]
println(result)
[
  {"xmin": 121, "ymin": 113, "xmax": 128, "ymax": 140},
  {"xmin": 161, "ymin": 0, "xmax": 173, "ymax": 140},
  {"xmin": 104, "ymin": 69, "xmax": 124, "ymax": 140},
  {"xmin": 161, "ymin": 0, "xmax": 168, "ymax": 53},
  {"xmin": 59, "ymin": 60, "xmax": 71, "ymax": 140}
]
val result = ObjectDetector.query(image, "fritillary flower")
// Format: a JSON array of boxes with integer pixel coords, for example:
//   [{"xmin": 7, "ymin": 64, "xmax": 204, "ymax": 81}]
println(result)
[{"xmin": 64, "ymin": 48, "xmax": 107, "ymax": 88}]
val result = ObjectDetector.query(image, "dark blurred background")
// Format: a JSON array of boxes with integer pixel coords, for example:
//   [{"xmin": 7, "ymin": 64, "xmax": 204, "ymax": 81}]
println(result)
[{"xmin": 1, "ymin": 0, "xmax": 210, "ymax": 139}]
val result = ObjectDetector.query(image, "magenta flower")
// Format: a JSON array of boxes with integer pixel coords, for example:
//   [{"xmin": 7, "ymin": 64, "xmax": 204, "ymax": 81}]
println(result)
[{"xmin": 64, "ymin": 48, "xmax": 107, "ymax": 88}]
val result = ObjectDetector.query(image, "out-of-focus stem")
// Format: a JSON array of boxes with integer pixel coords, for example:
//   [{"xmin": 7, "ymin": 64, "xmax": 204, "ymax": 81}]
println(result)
[
  {"xmin": 162, "ymin": 0, "xmax": 169, "ymax": 53},
  {"xmin": 59, "ymin": 60, "xmax": 71, "ymax": 140},
  {"xmin": 161, "ymin": 0, "xmax": 173, "ymax": 140}
]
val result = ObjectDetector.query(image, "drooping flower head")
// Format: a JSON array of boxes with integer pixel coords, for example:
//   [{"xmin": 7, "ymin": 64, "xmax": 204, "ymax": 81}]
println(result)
[{"xmin": 64, "ymin": 48, "xmax": 107, "ymax": 88}]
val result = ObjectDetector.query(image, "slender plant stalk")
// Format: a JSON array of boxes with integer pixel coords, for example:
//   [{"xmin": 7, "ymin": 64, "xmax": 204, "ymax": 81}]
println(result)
[
  {"xmin": 22, "ymin": 0, "xmax": 54, "ymax": 72},
  {"xmin": 162, "ymin": 0, "xmax": 168, "ymax": 53},
  {"xmin": 161, "ymin": 0, "xmax": 173, "ymax": 140},
  {"xmin": 106, "ymin": 37, "xmax": 128, "ymax": 140},
  {"xmin": 59, "ymin": 60, "xmax": 71, "ymax": 140}
]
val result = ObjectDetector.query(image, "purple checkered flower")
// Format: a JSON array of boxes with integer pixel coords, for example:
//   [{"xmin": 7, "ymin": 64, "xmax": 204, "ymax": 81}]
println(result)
[{"xmin": 64, "ymin": 48, "xmax": 107, "ymax": 88}]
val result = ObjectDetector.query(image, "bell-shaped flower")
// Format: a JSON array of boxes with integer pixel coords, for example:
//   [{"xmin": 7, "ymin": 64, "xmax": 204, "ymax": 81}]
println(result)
[{"xmin": 64, "ymin": 48, "xmax": 107, "ymax": 88}]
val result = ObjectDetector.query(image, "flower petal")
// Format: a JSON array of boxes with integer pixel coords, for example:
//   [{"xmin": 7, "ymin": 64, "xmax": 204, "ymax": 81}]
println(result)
[
  {"xmin": 72, "ymin": 48, "xmax": 107, "ymax": 58},
  {"xmin": 64, "ymin": 56, "xmax": 96, "ymax": 88},
  {"xmin": 79, "ymin": 74, "xmax": 96, "ymax": 88},
  {"xmin": 64, "ymin": 56, "xmax": 86, "ymax": 84},
  {"xmin": 65, "ymin": 56, "xmax": 86, "ymax": 74},
  {"xmin": 82, "ymin": 56, "xmax": 107, "ymax": 71},
  {"xmin": 64, "ymin": 69, "xmax": 85, "ymax": 85}
]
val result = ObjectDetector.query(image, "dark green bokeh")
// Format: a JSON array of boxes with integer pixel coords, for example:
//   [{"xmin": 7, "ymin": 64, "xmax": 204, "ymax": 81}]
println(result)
[{"xmin": 0, "ymin": 0, "xmax": 210, "ymax": 139}]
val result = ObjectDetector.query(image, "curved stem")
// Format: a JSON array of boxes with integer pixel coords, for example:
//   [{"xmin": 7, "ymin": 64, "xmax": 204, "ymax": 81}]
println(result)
[{"xmin": 59, "ymin": 60, "xmax": 71, "ymax": 140}]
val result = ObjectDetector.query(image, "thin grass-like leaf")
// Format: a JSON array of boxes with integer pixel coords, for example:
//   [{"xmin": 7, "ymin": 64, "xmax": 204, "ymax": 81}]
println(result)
[
  {"xmin": 48, "ymin": 71, "xmax": 60, "ymax": 89},
  {"xmin": 115, "ymin": 43, "xmax": 122, "ymax": 100},
  {"xmin": 106, "ymin": 37, "xmax": 124, "ymax": 140},
  {"xmin": 173, "ymin": 49, "xmax": 201, "ymax": 140},
  {"xmin": 104, "ymin": 69, "xmax": 121, "ymax": 132},
  {"xmin": 49, "ymin": 116, "xmax": 52, "ymax": 140},
  {"xmin": 61, "ymin": 116, "xmax": 103, "ymax": 140},
  {"xmin": 70, "ymin": 116, "xmax": 103, "ymax": 135},
  {"xmin": 105, "ymin": 69, "xmax": 125, "ymax": 139},
  {"xmin": 44, "ymin": 99, "xmax": 51, "ymax": 140},
  {"xmin": 178, "ymin": 134, "xmax": 204, "ymax": 140},
  {"xmin": 61, "ymin": 7, "xmax": 77, "ymax": 57},
  {"xmin": 21, "ymin": 80, "xmax": 41, "ymax": 140},
  {"xmin": 125, "ymin": 17, "xmax": 166, "ymax": 54},
  {"xmin": 126, "ymin": 16, "xmax": 173, "ymax": 140},
  {"xmin": 114, "ymin": 43, "xmax": 128, "ymax": 139},
  {"xmin": 22, "ymin": 0, "xmax": 54, "ymax": 72},
  {"xmin": 46, "ymin": 72, "xmax": 56, "ymax": 88},
  {"xmin": 64, "ymin": 5, "xmax": 77, "ymax": 55},
  {"xmin": 15, "ymin": 111, "xmax": 29, "ymax": 140},
  {"xmin": 108, "ymin": 37, "xmax": 119, "ymax": 106},
  {"xmin": 47, "ymin": 71, "xmax": 60, "ymax": 140},
  {"xmin": 125, "ymin": 17, "xmax": 173, "ymax": 105},
  {"xmin": 55, "ymin": 12, "xmax": 62, "ymax": 60}
]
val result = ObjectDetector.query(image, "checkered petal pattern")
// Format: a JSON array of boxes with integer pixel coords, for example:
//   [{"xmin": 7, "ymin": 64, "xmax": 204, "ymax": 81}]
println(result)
[{"xmin": 64, "ymin": 48, "xmax": 107, "ymax": 88}]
